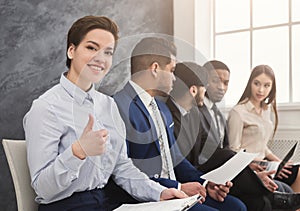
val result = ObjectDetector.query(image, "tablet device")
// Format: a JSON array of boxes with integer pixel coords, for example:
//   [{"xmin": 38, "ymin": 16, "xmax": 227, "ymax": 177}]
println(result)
[{"xmin": 274, "ymin": 142, "xmax": 298, "ymax": 178}]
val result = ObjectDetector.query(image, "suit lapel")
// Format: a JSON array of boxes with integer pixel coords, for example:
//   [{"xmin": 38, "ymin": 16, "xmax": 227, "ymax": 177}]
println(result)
[
  {"xmin": 198, "ymin": 105, "xmax": 220, "ymax": 145},
  {"xmin": 124, "ymin": 83, "xmax": 161, "ymax": 151},
  {"xmin": 165, "ymin": 97, "xmax": 183, "ymax": 136},
  {"xmin": 219, "ymin": 111, "xmax": 229, "ymax": 147},
  {"xmin": 166, "ymin": 97, "xmax": 180, "ymax": 126},
  {"xmin": 199, "ymin": 105, "xmax": 229, "ymax": 148}
]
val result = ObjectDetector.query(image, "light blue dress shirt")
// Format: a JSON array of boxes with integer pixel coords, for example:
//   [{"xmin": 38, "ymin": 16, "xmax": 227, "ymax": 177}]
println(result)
[{"xmin": 23, "ymin": 73, "xmax": 165, "ymax": 204}]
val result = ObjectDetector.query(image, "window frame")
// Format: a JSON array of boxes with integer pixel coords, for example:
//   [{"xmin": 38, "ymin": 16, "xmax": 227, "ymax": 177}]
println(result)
[{"xmin": 212, "ymin": 0, "xmax": 300, "ymax": 106}]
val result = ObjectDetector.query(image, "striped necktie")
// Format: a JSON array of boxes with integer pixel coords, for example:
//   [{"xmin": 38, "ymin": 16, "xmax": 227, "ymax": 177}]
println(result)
[{"xmin": 149, "ymin": 100, "xmax": 176, "ymax": 180}]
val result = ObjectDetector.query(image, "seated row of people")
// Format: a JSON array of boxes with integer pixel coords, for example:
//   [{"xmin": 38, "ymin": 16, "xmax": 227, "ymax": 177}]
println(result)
[
  {"xmin": 23, "ymin": 15, "xmax": 300, "ymax": 210},
  {"xmin": 168, "ymin": 60, "xmax": 300, "ymax": 210}
]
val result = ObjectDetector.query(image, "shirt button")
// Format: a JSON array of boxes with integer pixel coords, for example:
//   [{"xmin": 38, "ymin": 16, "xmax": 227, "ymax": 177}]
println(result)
[{"xmin": 154, "ymin": 174, "xmax": 160, "ymax": 179}]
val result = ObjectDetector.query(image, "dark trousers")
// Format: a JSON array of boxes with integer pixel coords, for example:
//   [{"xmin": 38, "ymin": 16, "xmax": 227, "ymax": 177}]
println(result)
[
  {"xmin": 197, "ymin": 148, "xmax": 273, "ymax": 211},
  {"xmin": 39, "ymin": 188, "xmax": 113, "ymax": 211},
  {"xmin": 38, "ymin": 179, "xmax": 138, "ymax": 211},
  {"xmin": 38, "ymin": 179, "xmax": 244, "ymax": 211}
]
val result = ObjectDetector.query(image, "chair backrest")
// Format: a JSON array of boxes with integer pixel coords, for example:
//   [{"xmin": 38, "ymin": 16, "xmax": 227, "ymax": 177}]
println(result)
[{"xmin": 2, "ymin": 139, "xmax": 38, "ymax": 211}]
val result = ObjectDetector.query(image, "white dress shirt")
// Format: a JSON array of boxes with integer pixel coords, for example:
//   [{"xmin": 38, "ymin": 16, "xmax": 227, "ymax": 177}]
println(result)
[{"xmin": 23, "ymin": 73, "xmax": 165, "ymax": 204}]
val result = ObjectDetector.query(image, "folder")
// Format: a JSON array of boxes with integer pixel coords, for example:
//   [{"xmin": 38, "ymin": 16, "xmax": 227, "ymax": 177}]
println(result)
[{"xmin": 114, "ymin": 194, "xmax": 201, "ymax": 211}]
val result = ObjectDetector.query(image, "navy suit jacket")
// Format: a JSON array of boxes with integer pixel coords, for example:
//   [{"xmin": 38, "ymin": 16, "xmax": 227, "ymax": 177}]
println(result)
[{"xmin": 114, "ymin": 82, "xmax": 204, "ymax": 188}]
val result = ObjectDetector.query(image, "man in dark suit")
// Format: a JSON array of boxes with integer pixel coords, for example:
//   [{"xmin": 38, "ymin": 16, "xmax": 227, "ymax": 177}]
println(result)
[
  {"xmin": 170, "ymin": 61, "xmax": 234, "ymax": 172},
  {"xmin": 167, "ymin": 60, "xmax": 300, "ymax": 210},
  {"xmin": 114, "ymin": 37, "xmax": 247, "ymax": 211}
]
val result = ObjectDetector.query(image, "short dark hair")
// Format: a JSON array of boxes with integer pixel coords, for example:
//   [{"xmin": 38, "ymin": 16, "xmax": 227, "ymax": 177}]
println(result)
[
  {"xmin": 171, "ymin": 62, "xmax": 207, "ymax": 99},
  {"xmin": 203, "ymin": 60, "xmax": 230, "ymax": 73},
  {"xmin": 66, "ymin": 15, "xmax": 119, "ymax": 68},
  {"xmin": 130, "ymin": 37, "xmax": 177, "ymax": 75},
  {"xmin": 175, "ymin": 62, "xmax": 207, "ymax": 88}
]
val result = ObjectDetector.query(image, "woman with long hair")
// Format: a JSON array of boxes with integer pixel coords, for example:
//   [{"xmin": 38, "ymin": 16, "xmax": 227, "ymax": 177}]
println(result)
[{"xmin": 227, "ymin": 64, "xmax": 300, "ymax": 192}]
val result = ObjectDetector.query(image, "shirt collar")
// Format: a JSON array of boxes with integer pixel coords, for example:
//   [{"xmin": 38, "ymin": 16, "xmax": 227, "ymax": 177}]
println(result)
[
  {"xmin": 244, "ymin": 99, "xmax": 256, "ymax": 112},
  {"xmin": 60, "ymin": 72, "xmax": 96, "ymax": 105},
  {"xmin": 129, "ymin": 80, "xmax": 153, "ymax": 107},
  {"xmin": 171, "ymin": 98, "xmax": 188, "ymax": 116},
  {"xmin": 204, "ymin": 96, "xmax": 214, "ymax": 110},
  {"xmin": 243, "ymin": 99, "xmax": 270, "ymax": 114}
]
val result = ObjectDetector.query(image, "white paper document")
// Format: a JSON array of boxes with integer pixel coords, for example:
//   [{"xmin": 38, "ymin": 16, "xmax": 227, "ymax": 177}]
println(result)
[
  {"xmin": 114, "ymin": 194, "xmax": 200, "ymax": 211},
  {"xmin": 200, "ymin": 151, "xmax": 258, "ymax": 185}
]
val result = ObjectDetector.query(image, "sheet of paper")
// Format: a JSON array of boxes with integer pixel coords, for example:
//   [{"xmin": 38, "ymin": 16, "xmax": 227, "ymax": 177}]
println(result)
[
  {"xmin": 113, "ymin": 194, "xmax": 200, "ymax": 211},
  {"xmin": 200, "ymin": 151, "xmax": 258, "ymax": 185}
]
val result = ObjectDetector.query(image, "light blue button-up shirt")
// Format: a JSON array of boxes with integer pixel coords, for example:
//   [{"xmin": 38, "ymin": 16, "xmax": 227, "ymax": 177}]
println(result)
[{"xmin": 23, "ymin": 73, "xmax": 165, "ymax": 204}]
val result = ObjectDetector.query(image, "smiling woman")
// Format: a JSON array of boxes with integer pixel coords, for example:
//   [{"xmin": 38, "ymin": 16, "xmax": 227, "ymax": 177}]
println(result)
[
  {"xmin": 66, "ymin": 28, "xmax": 115, "ymax": 91},
  {"xmin": 65, "ymin": 16, "xmax": 118, "ymax": 91},
  {"xmin": 0, "ymin": 1, "xmax": 176, "ymax": 209},
  {"xmin": 22, "ymin": 15, "xmax": 187, "ymax": 211}
]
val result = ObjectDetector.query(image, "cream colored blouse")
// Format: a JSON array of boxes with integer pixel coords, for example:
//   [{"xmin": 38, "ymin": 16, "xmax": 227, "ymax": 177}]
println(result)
[{"xmin": 227, "ymin": 100, "xmax": 274, "ymax": 159}]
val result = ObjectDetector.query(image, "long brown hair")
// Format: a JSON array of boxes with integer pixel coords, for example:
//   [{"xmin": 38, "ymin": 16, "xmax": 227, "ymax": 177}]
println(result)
[{"xmin": 238, "ymin": 65, "xmax": 278, "ymax": 136}]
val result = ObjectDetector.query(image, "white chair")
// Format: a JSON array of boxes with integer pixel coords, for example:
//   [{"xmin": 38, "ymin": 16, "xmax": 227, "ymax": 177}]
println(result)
[{"xmin": 2, "ymin": 139, "xmax": 38, "ymax": 211}]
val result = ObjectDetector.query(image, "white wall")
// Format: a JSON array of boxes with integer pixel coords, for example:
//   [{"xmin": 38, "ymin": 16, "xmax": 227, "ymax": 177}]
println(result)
[
  {"xmin": 173, "ymin": 0, "xmax": 195, "ymax": 62},
  {"xmin": 275, "ymin": 105, "xmax": 300, "ymax": 140},
  {"xmin": 173, "ymin": 0, "xmax": 211, "ymax": 63}
]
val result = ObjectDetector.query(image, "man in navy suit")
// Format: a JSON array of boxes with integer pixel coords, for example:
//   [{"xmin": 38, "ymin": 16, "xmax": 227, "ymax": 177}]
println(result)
[{"xmin": 113, "ymin": 37, "xmax": 246, "ymax": 211}]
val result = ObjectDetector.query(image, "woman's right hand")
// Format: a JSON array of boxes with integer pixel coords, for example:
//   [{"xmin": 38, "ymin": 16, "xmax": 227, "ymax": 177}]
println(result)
[{"xmin": 72, "ymin": 114, "xmax": 108, "ymax": 159}]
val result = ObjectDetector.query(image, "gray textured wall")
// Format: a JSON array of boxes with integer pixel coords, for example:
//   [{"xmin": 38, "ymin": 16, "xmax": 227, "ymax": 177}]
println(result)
[{"xmin": 0, "ymin": 0, "xmax": 173, "ymax": 210}]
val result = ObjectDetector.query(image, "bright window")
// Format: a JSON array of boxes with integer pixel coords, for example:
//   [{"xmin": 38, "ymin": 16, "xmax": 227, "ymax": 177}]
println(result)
[
  {"xmin": 213, "ymin": 0, "xmax": 300, "ymax": 106},
  {"xmin": 252, "ymin": 26, "xmax": 289, "ymax": 102},
  {"xmin": 215, "ymin": 0, "xmax": 250, "ymax": 32},
  {"xmin": 292, "ymin": 0, "xmax": 300, "ymax": 22},
  {"xmin": 292, "ymin": 24, "xmax": 300, "ymax": 102},
  {"xmin": 252, "ymin": 0, "xmax": 288, "ymax": 27},
  {"xmin": 215, "ymin": 32, "xmax": 250, "ymax": 105}
]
